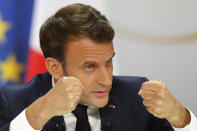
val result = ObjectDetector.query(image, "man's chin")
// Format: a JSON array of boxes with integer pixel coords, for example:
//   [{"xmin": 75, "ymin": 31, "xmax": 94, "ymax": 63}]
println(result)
[
  {"xmin": 80, "ymin": 96, "xmax": 109, "ymax": 108},
  {"xmin": 91, "ymin": 96, "xmax": 109, "ymax": 108}
]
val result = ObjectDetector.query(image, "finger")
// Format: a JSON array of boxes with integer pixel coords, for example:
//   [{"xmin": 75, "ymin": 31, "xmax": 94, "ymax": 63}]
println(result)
[
  {"xmin": 140, "ymin": 90, "xmax": 165, "ymax": 101},
  {"xmin": 143, "ymin": 99, "xmax": 152, "ymax": 107},
  {"xmin": 141, "ymin": 81, "xmax": 165, "ymax": 92},
  {"xmin": 139, "ymin": 90, "xmax": 155, "ymax": 100},
  {"xmin": 146, "ymin": 107, "xmax": 164, "ymax": 118},
  {"xmin": 143, "ymin": 98, "xmax": 164, "ymax": 107},
  {"xmin": 68, "ymin": 77, "xmax": 82, "ymax": 87},
  {"xmin": 147, "ymin": 106, "xmax": 159, "ymax": 114},
  {"xmin": 66, "ymin": 84, "xmax": 82, "ymax": 96},
  {"xmin": 61, "ymin": 76, "xmax": 82, "ymax": 88}
]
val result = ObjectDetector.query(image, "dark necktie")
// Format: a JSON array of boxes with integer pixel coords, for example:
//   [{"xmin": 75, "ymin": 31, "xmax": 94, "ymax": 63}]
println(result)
[{"xmin": 72, "ymin": 105, "xmax": 91, "ymax": 131}]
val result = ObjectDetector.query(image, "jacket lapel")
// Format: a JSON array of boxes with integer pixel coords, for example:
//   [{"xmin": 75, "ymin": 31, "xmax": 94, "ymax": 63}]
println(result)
[
  {"xmin": 99, "ymin": 96, "xmax": 120, "ymax": 131},
  {"xmin": 99, "ymin": 95, "xmax": 137, "ymax": 131}
]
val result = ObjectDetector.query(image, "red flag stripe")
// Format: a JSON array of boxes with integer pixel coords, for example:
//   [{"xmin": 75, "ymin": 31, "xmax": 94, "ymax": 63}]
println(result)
[{"xmin": 25, "ymin": 48, "xmax": 46, "ymax": 82}]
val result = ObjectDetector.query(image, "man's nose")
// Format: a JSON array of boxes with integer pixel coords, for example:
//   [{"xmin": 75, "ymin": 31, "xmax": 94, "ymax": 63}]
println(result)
[{"xmin": 97, "ymin": 66, "xmax": 112, "ymax": 86}]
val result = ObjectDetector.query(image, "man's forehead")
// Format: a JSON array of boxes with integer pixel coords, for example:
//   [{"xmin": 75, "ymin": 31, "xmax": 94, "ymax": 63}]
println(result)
[
  {"xmin": 78, "ymin": 48, "xmax": 115, "ymax": 65},
  {"xmin": 65, "ymin": 38, "xmax": 114, "ymax": 64},
  {"xmin": 66, "ymin": 38, "xmax": 114, "ymax": 54},
  {"xmin": 68, "ymin": 37, "xmax": 113, "ymax": 48}
]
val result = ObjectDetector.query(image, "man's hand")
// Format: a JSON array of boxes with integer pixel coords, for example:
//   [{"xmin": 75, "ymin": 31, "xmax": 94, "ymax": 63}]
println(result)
[
  {"xmin": 138, "ymin": 80, "xmax": 191, "ymax": 128},
  {"xmin": 26, "ymin": 77, "xmax": 83, "ymax": 130}
]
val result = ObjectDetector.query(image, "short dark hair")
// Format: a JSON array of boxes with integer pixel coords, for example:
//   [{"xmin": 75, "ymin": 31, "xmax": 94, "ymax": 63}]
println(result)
[{"xmin": 39, "ymin": 3, "xmax": 114, "ymax": 64}]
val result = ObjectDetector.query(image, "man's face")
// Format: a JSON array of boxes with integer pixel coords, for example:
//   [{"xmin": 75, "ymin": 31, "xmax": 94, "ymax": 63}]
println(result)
[{"xmin": 64, "ymin": 37, "xmax": 114, "ymax": 108}]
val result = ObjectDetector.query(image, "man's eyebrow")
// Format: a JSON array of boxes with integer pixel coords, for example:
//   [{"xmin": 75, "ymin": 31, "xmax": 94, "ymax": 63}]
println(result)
[
  {"xmin": 82, "ymin": 52, "xmax": 115, "ymax": 65},
  {"xmin": 83, "ymin": 61, "xmax": 97, "ymax": 65}
]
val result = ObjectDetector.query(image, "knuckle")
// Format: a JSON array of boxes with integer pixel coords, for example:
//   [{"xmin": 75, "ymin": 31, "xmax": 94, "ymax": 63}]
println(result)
[
  {"xmin": 160, "ymin": 82, "xmax": 166, "ymax": 88},
  {"xmin": 153, "ymin": 107, "xmax": 160, "ymax": 114},
  {"xmin": 156, "ymin": 100, "xmax": 162, "ymax": 106},
  {"xmin": 146, "ymin": 106, "xmax": 151, "ymax": 111},
  {"xmin": 147, "ymin": 108, "xmax": 153, "ymax": 114},
  {"xmin": 156, "ymin": 92, "xmax": 164, "ymax": 98},
  {"xmin": 158, "ymin": 82, "xmax": 166, "ymax": 89},
  {"xmin": 142, "ymin": 95, "xmax": 148, "ymax": 100},
  {"xmin": 149, "ymin": 80, "xmax": 158, "ymax": 85},
  {"xmin": 159, "ymin": 92, "xmax": 164, "ymax": 98},
  {"xmin": 143, "ymin": 100, "xmax": 150, "ymax": 106},
  {"xmin": 141, "ymin": 82, "xmax": 148, "ymax": 88},
  {"xmin": 152, "ymin": 108, "xmax": 157, "ymax": 113}
]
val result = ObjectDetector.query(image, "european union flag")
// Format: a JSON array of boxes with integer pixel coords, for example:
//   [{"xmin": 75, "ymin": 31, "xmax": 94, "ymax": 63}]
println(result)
[{"xmin": 0, "ymin": 0, "xmax": 34, "ymax": 86}]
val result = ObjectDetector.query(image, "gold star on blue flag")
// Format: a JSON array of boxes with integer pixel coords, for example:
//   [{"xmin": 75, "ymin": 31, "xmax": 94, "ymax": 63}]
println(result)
[
  {"xmin": 0, "ymin": 13, "xmax": 10, "ymax": 43},
  {"xmin": 0, "ymin": 0, "xmax": 35, "ymax": 86},
  {"xmin": 0, "ymin": 55, "xmax": 24, "ymax": 83}
]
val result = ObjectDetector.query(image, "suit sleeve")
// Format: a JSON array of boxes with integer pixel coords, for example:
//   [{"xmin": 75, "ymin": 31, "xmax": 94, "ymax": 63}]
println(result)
[
  {"xmin": 0, "ymin": 87, "xmax": 12, "ymax": 131},
  {"xmin": 143, "ymin": 77, "xmax": 149, "ymax": 82}
]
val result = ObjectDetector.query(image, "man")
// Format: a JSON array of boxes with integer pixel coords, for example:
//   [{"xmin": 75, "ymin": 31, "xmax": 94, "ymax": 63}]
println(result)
[{"xmin": 0, "ymin": 3, "xmax": 196, "ymax": 131}]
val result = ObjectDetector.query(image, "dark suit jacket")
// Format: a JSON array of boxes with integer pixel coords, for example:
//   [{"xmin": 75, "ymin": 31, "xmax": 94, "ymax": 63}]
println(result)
[{"xmin": 0, "ymin": 72, "xmax": 174, "ymax": 131}]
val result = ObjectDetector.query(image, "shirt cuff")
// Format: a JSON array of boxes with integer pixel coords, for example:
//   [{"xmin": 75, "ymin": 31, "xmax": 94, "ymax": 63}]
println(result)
[
  {"xmin": 10, "ymin": 109, "xmax": 40, "ymax": 131},
  {"xmin": 173, "ymin": 108, "xmax": 197, "ymax": 131}
]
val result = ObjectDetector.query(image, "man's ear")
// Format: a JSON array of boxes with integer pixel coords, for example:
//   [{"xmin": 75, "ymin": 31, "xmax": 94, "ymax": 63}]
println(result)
[{"xmin": 45, "ymin": 57, "xmax": 64, "ymax": 79}]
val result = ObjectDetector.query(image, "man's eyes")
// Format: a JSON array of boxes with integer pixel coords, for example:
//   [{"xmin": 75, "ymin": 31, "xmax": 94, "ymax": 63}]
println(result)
[
  {"xmin": 106, "ymin": 59, "xmax": 113, "ymax": 66},
  {"xmin": 106, "ymin": 61, "xmax": 111, "ymax": 65},
  {"xmin": 84, "ymin": 60, "xmax": 113, "ymax": 71},
  {"xmin": 85, "ymin": 65, "xmax": 93, "ymax": 71}
]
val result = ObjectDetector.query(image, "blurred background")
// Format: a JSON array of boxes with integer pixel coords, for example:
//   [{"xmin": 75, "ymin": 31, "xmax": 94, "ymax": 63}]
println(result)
[{"xmin": 0, "ymin": 0, "xmax": 196, "ymax": 116}]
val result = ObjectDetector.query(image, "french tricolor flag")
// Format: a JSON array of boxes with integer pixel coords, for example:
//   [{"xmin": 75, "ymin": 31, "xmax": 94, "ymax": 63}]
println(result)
[{"xmin": 25, "ymin": 0, "xmax": 107, "ymax": 82}]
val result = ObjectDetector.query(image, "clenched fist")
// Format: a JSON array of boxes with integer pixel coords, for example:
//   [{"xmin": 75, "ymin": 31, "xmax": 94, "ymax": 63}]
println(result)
[
  {"xmin": 44, "ymin": 77, "xmax": 83, "ymax": 116},
  {"xmin": 26, "ymin": 76, "xmax": 83, "ymax": 130},
  {"xmin": 138, "ymin": 80, "xmax": 191, "ymax": 128}
]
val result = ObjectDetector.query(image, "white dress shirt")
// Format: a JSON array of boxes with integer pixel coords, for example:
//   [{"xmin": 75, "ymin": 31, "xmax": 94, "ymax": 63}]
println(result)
[
  {"xmin": 10, "ymin": 78, "xmax": 197, "ymax": 131},
  {"xmin": 9, "ymin": 107, "xmax": 197, "ymax": 131}
]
